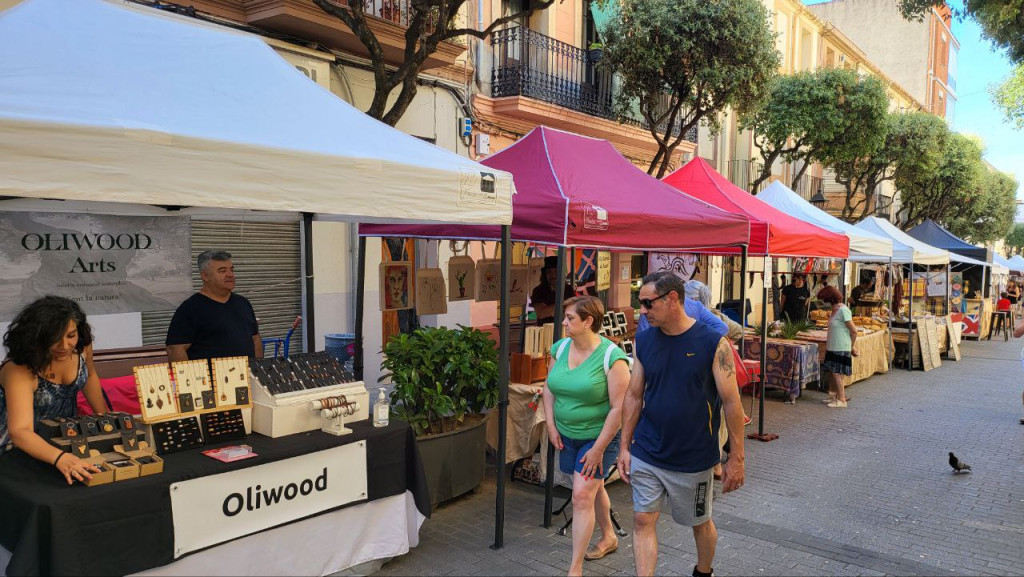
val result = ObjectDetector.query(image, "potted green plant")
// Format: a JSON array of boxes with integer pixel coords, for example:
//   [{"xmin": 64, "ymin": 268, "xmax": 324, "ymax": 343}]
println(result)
[
  {"xmin": 380, "ymin": 325, "xmax": 499, "ymax": 507},
  {"xmin": 587, "ymin": 41, "xmax": 604, "ymax": 63}
]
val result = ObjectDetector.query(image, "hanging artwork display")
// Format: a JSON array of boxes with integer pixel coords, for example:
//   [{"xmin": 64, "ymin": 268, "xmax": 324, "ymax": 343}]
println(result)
[
  {"xmin": 416, "ymin": 268, "xmax": 448, "ymax": 315},
  {"xmin": 475, "ymin": 258, "xmax": 502, "ymax": 301},
  {"xmin": 648, "ymin": 252, "xmax": 700, "ymax": 281},
  {"xmin": 447, "ymin": 256, "xmax": 476, "ymax": 301},
  {"xmin": 528, "ymin": 257, "xmax": 546, "ymax": 290},
  {"xmin": 950, "ymin": 271, "xmax": 965, "ymax": 313},
  {"xmin": 597, "ymin": 253, "xmax": 611, "ymax": 291},
  {"xmin": 509, "ymin": 265, "xmax": 530, "ymax": 307},
  {"xmin": 379, "ymin": 261, "xmax": 413, "ymax": 311}
]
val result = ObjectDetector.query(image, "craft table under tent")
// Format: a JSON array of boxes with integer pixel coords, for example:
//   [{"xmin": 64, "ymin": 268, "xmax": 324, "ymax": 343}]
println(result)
[
  {"xmin": 0, "ymin": 1, "xmax": 518, "ymax": 574},
  {"xmin": 756, "ymin": 181, "xmax": 897, "ymax": 381},
  {"xmin": 854, "ymin": 218, "xmax": 952, "ymax": 370},
  {"xmin": 662, "ymin": 159, "xmax": 850, "ymax": 440},
  {"xmin": 907, "ymin": 220, "xmax": 1002, "ymax": 339},
  {"xmin": 362, "ymin": 125, "xmax": 753, "ymax": 541}
]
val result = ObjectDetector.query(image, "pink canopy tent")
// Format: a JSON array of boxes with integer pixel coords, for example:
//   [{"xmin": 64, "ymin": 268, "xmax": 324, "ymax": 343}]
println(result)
[
  {"xmin": 361, "ymin": 126, "xmax": 751, "ymax": 251},
  {"xmin": 663, "ymin": 158, "xmax": 849, "ymax": 258}
]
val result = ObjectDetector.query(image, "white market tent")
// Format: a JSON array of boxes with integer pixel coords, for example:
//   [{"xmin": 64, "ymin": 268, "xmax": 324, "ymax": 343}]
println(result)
[
  {"xmin": 1008, "ymin": 255, "xmax": 1024, "ymax": 274},
  {"xmin": 757, "ymin": 181, "xmax": 893, "ymax": 261},
  {"xmin": 854, "ymin": 217, "xmax": 949, "ymax": 265},
  {"xmin": 0, "ymin": 0, "xmax": 514, "ymax": 225},
  {"xmin": 994, "ymin": 254, "xmax": 1019, "ymax": 275}
]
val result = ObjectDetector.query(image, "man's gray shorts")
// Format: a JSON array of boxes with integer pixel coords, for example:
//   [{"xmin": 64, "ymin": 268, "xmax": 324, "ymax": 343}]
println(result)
[{"xmin": 630, "ymin": 455, "xmax": 714, "ymax": 527}]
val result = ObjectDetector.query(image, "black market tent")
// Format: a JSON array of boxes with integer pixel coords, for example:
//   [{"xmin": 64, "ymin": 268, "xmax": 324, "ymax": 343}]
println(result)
[{"xmin": 907, "ymin": 220, "xmax": 990, "ymax": 263}]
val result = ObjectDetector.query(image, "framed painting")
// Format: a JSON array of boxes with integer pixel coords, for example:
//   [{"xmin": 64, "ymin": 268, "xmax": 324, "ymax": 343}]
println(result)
[
  {"xmin": 509, "ymin": 265, "xmax": 530, "ymax": 307},
  {"xmin": 416, "ymin": 268, "xmax": 448, "ymax": 315},
  {"xmin": 448, "ymin": 256, "xmax": 476, "ymax": 302},
  {"xmin": 379, "ymin": 261, "xmax": 413, "ymax": 311}
]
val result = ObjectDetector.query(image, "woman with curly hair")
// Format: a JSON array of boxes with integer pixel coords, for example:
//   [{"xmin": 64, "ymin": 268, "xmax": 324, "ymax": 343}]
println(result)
[
  {"xmin": 0, "ymin": 296, "xmax": 108, "ymax": 484},
  {"xmin": 817, "ymin": 286, "xmax": 857, "ymax": 408}
]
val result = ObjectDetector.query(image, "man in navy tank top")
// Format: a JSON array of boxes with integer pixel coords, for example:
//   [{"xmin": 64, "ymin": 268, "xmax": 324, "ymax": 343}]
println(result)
[{"xmin": 617, "ymin": 271, "xmax": 746, "ymax": 577}]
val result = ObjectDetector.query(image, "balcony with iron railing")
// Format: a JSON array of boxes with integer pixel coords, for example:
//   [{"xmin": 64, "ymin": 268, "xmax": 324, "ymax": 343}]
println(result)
[
  {"xmin": 725, "ymin": 159, "xmax": 766, "ymax": 194},
  {"xmin": 490, "ymin": 26, "xmax": 696, "ymax": 142}
]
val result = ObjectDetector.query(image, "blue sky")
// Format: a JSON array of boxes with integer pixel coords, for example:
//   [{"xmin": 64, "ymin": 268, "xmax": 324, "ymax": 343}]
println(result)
[{"xmin": 804, "ymin": 0, "xmax": 1024, "ymax": 218}]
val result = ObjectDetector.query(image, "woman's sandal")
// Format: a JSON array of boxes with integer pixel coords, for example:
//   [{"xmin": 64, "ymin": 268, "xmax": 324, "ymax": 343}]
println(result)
[{"xmin": 584, "ymin": 542, "xmax": 618, "ymax": 561}]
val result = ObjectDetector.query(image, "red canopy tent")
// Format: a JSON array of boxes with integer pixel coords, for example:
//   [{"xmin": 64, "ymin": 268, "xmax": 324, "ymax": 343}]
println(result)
[
  {"xmin": 361, "ymin": 126, "xmax": 751, "ymax": 250},
  {"xmin": 663, "ymin": 158, "xmax": 849, "ymax": 258},
  {"xmin": 663, "ymin": 158, "xmax": 849, "ymax": 441}
]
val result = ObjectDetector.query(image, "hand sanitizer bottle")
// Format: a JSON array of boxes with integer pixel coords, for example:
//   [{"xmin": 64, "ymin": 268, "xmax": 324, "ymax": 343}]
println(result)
[{"xmin": 374, "ymin": 388, "xmax": 390, "ymax": 428}]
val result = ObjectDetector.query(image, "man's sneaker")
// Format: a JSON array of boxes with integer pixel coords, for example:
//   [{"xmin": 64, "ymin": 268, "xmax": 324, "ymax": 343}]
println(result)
[
  {"xmin": 821, "ymin": 396, "xmax": 837, "ymax": 404},
  {"xmin": 826, "ymin": 399, "xmax": 848, "ymax": 408},
  {"xmin": 692, "ymin": 566, "xmax": 714, "ymax": 577}
]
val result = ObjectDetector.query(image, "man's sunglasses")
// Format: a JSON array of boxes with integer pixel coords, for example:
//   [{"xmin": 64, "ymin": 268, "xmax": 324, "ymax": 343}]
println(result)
[{"xmin": 639, "ymin": 292, "xmax": 669, "ymax": 309}]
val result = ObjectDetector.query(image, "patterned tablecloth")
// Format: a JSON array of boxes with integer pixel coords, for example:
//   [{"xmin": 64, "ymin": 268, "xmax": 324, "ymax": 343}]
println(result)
[{"xmin": 741, "ymin": 336, "xmax": 820, "ymax": 398}]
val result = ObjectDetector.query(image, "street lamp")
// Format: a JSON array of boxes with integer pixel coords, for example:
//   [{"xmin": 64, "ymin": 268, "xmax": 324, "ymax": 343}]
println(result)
[{"xmin": 810, "ymin": 183, "xmax": 827, "ymax": 210}]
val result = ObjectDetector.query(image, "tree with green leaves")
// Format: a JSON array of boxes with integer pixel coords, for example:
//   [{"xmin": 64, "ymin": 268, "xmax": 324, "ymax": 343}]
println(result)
[
  {"xmin": 899, "ymin": 0, "xmax": 1024, "ymax": 64},
  {"xmin": 600, "ymin": 0, "xmax": 779, "ymax": 177},
  {"xmin": 830, "ymin": 110, "xmax": 947, "ymax": 222},
  {"xmin": 313, "ymin": 0, "xmax": 556, "ymax": 126},
  {"xmin": 895, "ymin": 132, "xmax": 986, "ymax": 229},
  {"xmin": 741, "ymin": 68, "xmax": 887, "ymax": 195},
  {"xmin": 946, "ymin": 168, "xmax": 1018, "ymax": 243},
  {"xmin": 1004, "ymin": 223, "xmax": 1024, "ymax": 255},
  {"xmin": 991, "ymin": 63, "xmax": 1024, "ymax": 129}
]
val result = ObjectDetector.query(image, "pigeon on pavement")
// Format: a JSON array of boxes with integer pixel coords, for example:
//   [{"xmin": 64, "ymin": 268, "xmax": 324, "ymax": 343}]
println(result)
[{"xmin": 948, "ymin": 452, "xmax": 971, "ymax": 474}]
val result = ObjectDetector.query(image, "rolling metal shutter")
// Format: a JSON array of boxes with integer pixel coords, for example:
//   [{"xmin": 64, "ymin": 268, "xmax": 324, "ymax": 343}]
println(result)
[{"xmin": 141, "ymin": 220, "xmax": 304, "ymax": 355}]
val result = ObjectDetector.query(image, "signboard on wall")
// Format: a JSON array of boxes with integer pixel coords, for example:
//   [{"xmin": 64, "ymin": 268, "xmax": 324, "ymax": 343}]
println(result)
[
  {"xmin": 0, "ymin": 212, "xmax": 191, "ymax": 320},
  {"xmin": 596, "ymin": 252, "xmax": 611, "ymax": 291},
  {"xmin": 648, "ymin": 253, "xmax": 700, "ymax": 281}
]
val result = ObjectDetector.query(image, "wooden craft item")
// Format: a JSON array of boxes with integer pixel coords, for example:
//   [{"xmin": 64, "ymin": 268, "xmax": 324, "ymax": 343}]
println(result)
[
  {"xmin": 379, "ymin": 261, "xmax": 413, "ymax": 311},
  {"xmin": 447, "ymin": 255, "xmax": 476, "ymax": 302},
  {"xmin": 475, "ymin": 258, "xmax": 502, "ymax": 302},
  {"xmin": 210, "ymin": 356, "xmax": 253, "ymax": 409},
  {"xmin": 926, "ymin": 318, "xmax": 943, "ymax": 369},
  {"xmin": 415, "ymin": 267, "xmax": 448, "ymax": 315},
  {"xmin": 945, "ymin": 315, "xmax": 961, "ymax": 361},
  {"xmin": 509, "ymin": 265, "xmax": 529, "ymax": 307}
]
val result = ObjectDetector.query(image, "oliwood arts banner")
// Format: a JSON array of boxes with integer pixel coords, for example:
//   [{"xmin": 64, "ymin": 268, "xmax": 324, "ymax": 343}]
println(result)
[{"xmin": 0, "ymin": 212, "xmax": 191, "ymax": 320}]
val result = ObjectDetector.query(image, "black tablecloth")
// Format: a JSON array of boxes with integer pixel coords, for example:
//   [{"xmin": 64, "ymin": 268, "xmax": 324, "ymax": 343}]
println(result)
[{"xmin": 0, "ymin": 421, "xmax": 429, "ymax": 577}]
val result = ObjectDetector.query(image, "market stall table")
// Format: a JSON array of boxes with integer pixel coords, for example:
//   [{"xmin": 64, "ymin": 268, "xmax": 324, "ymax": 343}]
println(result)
[
  {"xmin": 741, "ymin": 336, "xmax": 820, "ymax": 398},
  {"xmin": 0, "ymin": 421, "xmax": 428, "ymax": 577},
  {"xmin": 794, "ymin": 329, "xmax": 893, "ymax": 386}
]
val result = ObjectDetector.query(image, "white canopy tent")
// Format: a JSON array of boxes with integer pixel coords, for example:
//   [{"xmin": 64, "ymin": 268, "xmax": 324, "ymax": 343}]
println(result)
[
  {"xmin": 0, "ymin": 0, "xmax": 514, "ymax": 225},
  {"xmin": 1008, "ymin": 255, "xmax": 1024, "ymax": 275},
  {"xmin": 757, "ymin": 182, "xmax": 893, "ymax": 261},
  {"xmin": 854, "ymin": 217, "xmax": 949, "ymax": 265},
  {"xmin": 994, "ymin": 254, "xmax": 1019, "ymax": 275}
]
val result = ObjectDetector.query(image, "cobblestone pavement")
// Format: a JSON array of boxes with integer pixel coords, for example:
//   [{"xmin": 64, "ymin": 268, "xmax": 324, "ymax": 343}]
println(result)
[{"xmin": 371, "ymin": 336, "xmax": 1024, "ymax": 576}]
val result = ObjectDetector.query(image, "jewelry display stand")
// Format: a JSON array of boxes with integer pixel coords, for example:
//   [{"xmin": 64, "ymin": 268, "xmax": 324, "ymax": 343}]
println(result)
[
  {"xmin": 251, "ymin": 351, "xmax": 368, "ymax": 438},
  {"xmin": 309, "ymin": 395, "xmax": 361, "ymax": 436}
]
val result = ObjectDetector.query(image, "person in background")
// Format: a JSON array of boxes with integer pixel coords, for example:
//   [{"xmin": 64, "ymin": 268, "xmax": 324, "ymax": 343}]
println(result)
[
  {"xmin": 543, "ymin": 296, "xmax": 630, "ymax": 576},
  {"xmin": 531, "ymin": 256, "xmax": 574, "ymax": 326},
  {"xmin": 818, "ymin": 286, "xmax": 857, "ymax": 408},
  {"xmin": 849, "ymin": 278, "xmax": 874, "ymax": 307},
  {"xmin": 618, "ymin": 271, "xmax": 745, "ymax": 577},
  {"xmin": 1006, "ymin": 281, "xmax": 1021, "ymax": 305},
  {"xmin": 998, "ymin": 292, "xmax": 1012, "ymax": 312},
  {"xmin": 778, "ymin": 275, "xmax": 810, "ymax": 322},
  {"xmin": 0, "ymin": 296, "xmax": 108, "ymax": 484},
  {"xmin": 684, "ymin": 280, "xmax": 744, "ymax": 343},
  {"xmin": 166, "ymin": 250, "xmax": 262, "ymax": 362}
]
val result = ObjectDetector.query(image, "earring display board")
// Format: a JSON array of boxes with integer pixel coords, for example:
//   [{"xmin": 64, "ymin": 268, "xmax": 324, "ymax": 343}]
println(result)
[
  {"xmin": 448, "ymin": 256, "xmax": 476, "ymax": 301},
  {"xmin": 415, "ymin": 268, "xmax": 448, "ymax": 315},
  {"xmin": 135, "ymin": 364, "xmax": 178, "ymax": 421},
  {"xmin": 475, "ymin": 258, "xmax": 501, "ymax": 301},
  {"xmin": 171, "ymin": 360, "xmax": 215, "ymax": 412},
  {"xmin": 210, "ymin": 356, "xmax": 253, "ymax": 409}
]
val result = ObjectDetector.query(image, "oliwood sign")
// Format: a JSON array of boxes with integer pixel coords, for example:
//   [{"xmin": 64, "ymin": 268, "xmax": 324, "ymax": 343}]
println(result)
[
  {"xmin": 0, "ymin": 212, "xmax": 191, "ymax": 320},
  {"xmin": 169, "ymin": 442, "xmax": 368, "ymax": 557}
]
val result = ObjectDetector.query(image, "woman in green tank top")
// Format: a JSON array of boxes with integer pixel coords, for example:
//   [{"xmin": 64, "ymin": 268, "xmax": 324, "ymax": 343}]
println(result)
[{"xmin": 542, "ymin": 296, "xmax": 630, "ymax": 574}]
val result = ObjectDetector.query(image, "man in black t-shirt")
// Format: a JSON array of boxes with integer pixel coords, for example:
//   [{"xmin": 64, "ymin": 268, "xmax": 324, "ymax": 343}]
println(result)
[
  {"xmin": 849, "ymin": 278, "xmax": 874, "ymax": 307},
  {"xmin": 166, "ymin": 250, "xmax": 262, "ymax": 361},
  {"xmin": 778, "ymin": 275, "xmax": 810, "ymax": 322},
  {"xmin": 529, "ymin": 256, "xmax": 573, "ymax": 325}
]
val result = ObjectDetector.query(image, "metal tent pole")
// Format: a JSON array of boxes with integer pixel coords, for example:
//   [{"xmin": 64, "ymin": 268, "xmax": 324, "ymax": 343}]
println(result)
[
  {"xmin": 542, "ymin": 247, "xmax": 567, "ymax": 528},
  {"xmin": 354, "ymin": 236, "xmax": 367, "ymax": 381},
  {"xmin": 493, "ymin": 225, "xmax": 512, "ymax": 549},
  {"xmin": 747, "ymin": 256, "xmax": 778, "ymax": 442},
  {"xmin": 739, "ymin": 247, "xmax": 748, "ymax": 358},
  {"xmin": 907, "ymin": 260, "xmax": 915, "ymax": 370}
]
